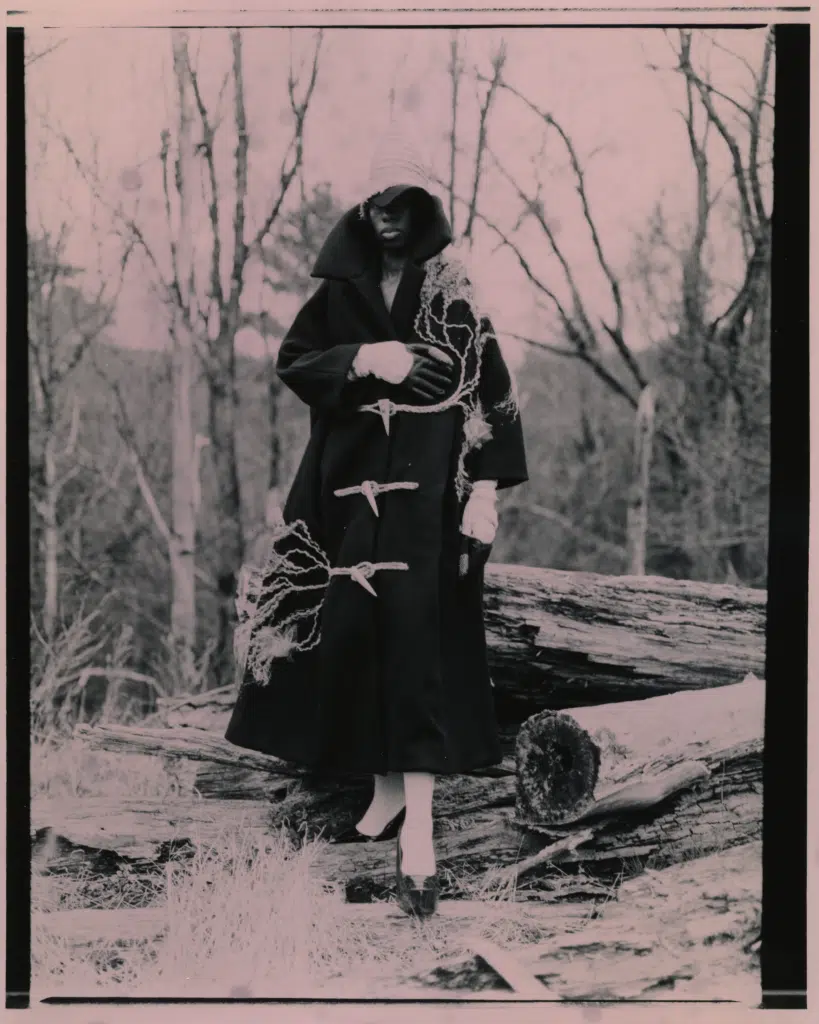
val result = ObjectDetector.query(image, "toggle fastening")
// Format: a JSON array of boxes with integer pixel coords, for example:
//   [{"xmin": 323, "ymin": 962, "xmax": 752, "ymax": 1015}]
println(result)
[
  {"xmin": 334, "ymin": 480, "xmax": 419, "ymax": 517},
  {"xmin": 329, "ymin": 560, "xmax": 409, "ymax": 596}
]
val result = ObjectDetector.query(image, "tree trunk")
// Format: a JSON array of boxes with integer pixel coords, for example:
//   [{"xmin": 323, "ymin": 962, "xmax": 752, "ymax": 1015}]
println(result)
[
  {"xmin": 208, "ymin": 369, "xmax": 244, "ymax": 685},
  {"xmin": 625, "ymin": 384, "xmax": 655, "ymax": 575},
  {"xmin": 169, "ymin": 31, "xmax": 198, "ymax": 666},
  {"xmin": 267, "ymin": 368, "xmax": 283, "ymax": 498},
  {"xmin": 42, "ymin": 432, "xmax": 59, "ymax": 642}
]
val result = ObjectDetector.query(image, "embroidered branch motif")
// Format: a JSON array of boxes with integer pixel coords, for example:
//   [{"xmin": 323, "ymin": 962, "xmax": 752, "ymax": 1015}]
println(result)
[
  {"xmin": 359, "ymin": 251, "xmax": 519, "ymax": 500},
  {"xmin": 234, "ymin": 519, "xmax": 408, "ymax": 686}
]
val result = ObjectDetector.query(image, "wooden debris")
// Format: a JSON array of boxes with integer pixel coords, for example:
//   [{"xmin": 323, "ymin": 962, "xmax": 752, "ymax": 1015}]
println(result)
[
  {"xmin": 515, "ymin": 675, "xmax": 763, "ymax": 830},
  {"xmin": 405, "ymin": 840, "xmax": 761, "ymax": 1002},
  {"xmin": 467, "ymin": 938, "xmax": 547, "ymax": 995},
  {"xmin": 74, "ymin": 723, "xmax": 301, "ymax": 778},
  {"xmin": 483, "ymin": 827, "xmax": 598, "ymax": 888}
]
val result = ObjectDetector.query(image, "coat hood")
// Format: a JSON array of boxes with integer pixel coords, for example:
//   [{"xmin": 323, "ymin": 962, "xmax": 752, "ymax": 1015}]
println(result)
[{"xmin": 312, "ymin": 190, "xmax": 453, "ymax": 281}]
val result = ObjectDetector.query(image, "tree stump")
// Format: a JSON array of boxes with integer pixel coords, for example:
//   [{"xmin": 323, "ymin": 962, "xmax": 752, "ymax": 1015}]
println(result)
[{"xmin": 515, "ymin": 712, "xmax": 600, "ymax": 826}]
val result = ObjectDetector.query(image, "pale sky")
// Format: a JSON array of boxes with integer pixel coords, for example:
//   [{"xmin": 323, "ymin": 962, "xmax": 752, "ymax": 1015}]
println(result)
[{"xmin": 26, "ymin": 26, "xmax": 772, "ymax": 366}]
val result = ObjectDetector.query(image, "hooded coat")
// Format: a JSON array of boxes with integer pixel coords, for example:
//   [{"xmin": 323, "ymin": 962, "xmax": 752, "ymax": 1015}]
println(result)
[{"xmin": 224, "ymin": 192, "xmax": 528, "ymax": 776}]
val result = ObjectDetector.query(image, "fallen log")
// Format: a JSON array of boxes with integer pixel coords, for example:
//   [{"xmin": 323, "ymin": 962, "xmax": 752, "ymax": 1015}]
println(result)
[
  {"xmin": 65, "ymin": 677, "xmax": 762, "ymax": 878},
  {"xmin": 31, "ymin": 732, "xmax": 760, "ymax": 900},
  {"xmin": 514, "ymin": 674, "xmax": 763, "ymax": 828},
  {"xmin": 483, "ymin": 564, "xmax": 764, "ymax": 709},
  {"xmin": 154, "ymin": 687, "xmax": 236, "ymax": 731},
  {"xmin": 313, "ymin": 747, "xmax": 760, "ymax": 897},
  {"xmin": 74, "ymin": 723, "xmax": 302, "ymax": 780},
  {"xmin": 151, "ymin": 566, "xmax": 765, "ymax": 733}
]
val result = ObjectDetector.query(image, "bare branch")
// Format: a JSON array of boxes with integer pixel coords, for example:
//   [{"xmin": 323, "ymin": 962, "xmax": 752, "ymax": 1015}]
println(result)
[
  {"xmin": 447, "ymin": 30, "xmax": 463, "ymax": 231},
  {"xmin": 228, "ymin": 29, "xmax": 249, "ymax": 318},
  {"xmin": 464, "ymin": 41, "xmax": 505, "ymax": 241},
  {"xmin": 186, "ymin": 51, "xmax": 225, "ymax": 311},
  {"xmin": 487, "ymin": 147, "xmax": 598, "ymax": 349},
  {"xmin": 48, "ymin": 120, "xmax": 170, "ymax": 292},
  {"xmin": 675, "ymin": 33, "xmax": 756, "ymax": 239},
  {"xmin": 748, "ymin": 28, "xmax": 774, "ymax": 225},
  {"xmin": 498, "ymin": 80, "xmax": 626, "ymax": 342},
  {"xmin": 497, "ymin": 331, "xmax": 581, "ymax": 359},
  {"xmin": 251, "ymin": 30, "xmax": 322, "ymax": 252},
  {"xmin": 130, "ymin": 453, "xmax": 173, "ymax": 549},
  {"xmin": 159, "ymin": 128, "xmax": 183, "ymax": 305},
  {"xmin": 25, "ymin": 37, "xmax": 67, "ymax": 66},
  {"xmin": 700, "ymin": 31, "xmax": 764, "ymax": 81}
]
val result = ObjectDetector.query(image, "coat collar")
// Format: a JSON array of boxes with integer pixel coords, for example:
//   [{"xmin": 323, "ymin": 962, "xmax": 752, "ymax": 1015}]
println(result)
[{"xmin": 310, "ymin": 194, "xmax": 452, "ymax": 337}]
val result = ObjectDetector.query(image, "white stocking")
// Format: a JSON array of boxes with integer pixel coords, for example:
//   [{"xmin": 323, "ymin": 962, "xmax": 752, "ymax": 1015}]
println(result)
[
  {"xmin": 400, "ymin": 771, "xmax": 436, "ymax": 876},
  {"xmin": 356, "ymin": 772, "xmax": 405, "ymax": 836}
]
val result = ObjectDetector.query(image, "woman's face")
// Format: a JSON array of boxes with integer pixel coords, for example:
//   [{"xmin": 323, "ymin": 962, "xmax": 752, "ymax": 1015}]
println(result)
[{"xmin": 368, "ymin": 193, "xmax": 414, "ymax": 253}]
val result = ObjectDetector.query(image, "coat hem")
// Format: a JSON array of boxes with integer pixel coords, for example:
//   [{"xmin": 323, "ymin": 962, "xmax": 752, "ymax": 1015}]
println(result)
[{"xmin": 224, "ymin": 734, "xmax": 502, "ymax": 777}]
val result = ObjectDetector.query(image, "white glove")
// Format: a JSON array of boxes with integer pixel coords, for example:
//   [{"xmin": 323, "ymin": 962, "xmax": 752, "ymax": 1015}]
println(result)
[
  {"xmin": 352, "ymin": 341, "xmax": 413, "ymax": 385},
  {"xmin": 461, "ymin": 480, "xmax": 499, "ymax": 545}
]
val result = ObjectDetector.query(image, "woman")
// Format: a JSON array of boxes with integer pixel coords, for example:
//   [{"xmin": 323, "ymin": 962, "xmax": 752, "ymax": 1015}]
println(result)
[{"xmin": 226, "ymin": 127, "xmax": 528, "ymax": 917}]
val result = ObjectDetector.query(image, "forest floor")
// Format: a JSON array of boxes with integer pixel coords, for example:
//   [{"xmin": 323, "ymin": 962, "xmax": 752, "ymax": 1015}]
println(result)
[{"xmin": 31, "ymin": 738, "xmax": 762, "ymax": 1002}]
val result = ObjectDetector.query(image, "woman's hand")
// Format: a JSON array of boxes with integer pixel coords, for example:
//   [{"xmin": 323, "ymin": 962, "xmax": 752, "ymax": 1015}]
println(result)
[
  {"xmin": 404, "ymin": 344, "xmax": 456, "ymax": 401},
  {"xmin": 461, "ymin": 480, "xmax": 498, "ymax": 545},
  {"xmin": 353, "ymin": 341, "xmax": 456, "ymax": 400}
]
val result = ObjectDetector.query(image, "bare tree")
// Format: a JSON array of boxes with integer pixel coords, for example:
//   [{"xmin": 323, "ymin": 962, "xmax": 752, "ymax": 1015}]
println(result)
[
  {"xmin": 648, "ymin": 29, "xmax": 773, "ymax": 581},
  {"xmin": 184, "ymin": 29, "xmax": 322, "ymax": 679},
  {"xmin": 48, "ymin": 28, "xmax": 322, "ymax": 684},
  {"xmin": 167, "ymin": 30, "xmax": 200, "ymax": 665},
  {"xmin": 441, "ymin": 29, "xmax": 772, "ymax": 581},
  {"xmin": 446, "ymin": 31, "xmax": 464, "ymax": 232},
  {"xmin": 28, "ymin": 227, "xmax": 132, "ymax": 640}
]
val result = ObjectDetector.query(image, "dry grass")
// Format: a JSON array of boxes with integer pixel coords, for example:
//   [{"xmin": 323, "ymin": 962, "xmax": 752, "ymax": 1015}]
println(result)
[
  {"xmin": 32, "ymin": 736, "xmax": 761, "ymax": 1001},
  {"xmin": 31, "ymin": 737, "xmax": 539, "ymax": 997},
  {"xmin": 34, "ymin": 825, "xmax": 426, "ymax": 997}
]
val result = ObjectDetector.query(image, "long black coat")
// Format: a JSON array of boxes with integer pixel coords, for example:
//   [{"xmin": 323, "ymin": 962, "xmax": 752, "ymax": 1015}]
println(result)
[{"xmin": 225, "ymin": 196, "xmax": 528, "ymax": 776}]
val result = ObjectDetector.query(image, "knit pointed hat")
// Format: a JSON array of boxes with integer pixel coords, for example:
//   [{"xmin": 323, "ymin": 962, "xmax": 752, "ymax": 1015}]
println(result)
[{"xmin": 365, "ymin": 123, "xmax": 432, "ymax": 207}]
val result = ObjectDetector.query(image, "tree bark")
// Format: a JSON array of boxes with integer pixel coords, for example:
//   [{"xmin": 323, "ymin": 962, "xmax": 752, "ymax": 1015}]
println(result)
[
  {"xmin": 482, "ymin": 564, "xmax": 765, "ymax": 711},
  {"xmin": 169, "ymin": 31, "xmax": 198, "ymax": 664},
  {"xmin": 42, "ymin": 433, "xmax": 59, "ymax": 641},
  {"xmin": 625, "ymin": 384, "xmax": 655, "ymax": 575}
]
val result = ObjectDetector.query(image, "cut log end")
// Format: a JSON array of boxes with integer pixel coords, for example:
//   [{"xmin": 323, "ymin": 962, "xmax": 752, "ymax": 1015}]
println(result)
[{"xmin": 515, "ymin": 711, "xmax": 601, "ymax": 826}]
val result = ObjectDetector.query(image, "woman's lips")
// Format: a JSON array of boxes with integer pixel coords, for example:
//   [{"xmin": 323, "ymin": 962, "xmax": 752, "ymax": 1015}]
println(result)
[{"xmin": 380, "ymin": 228, "xmax": 402, "ymax": 240}]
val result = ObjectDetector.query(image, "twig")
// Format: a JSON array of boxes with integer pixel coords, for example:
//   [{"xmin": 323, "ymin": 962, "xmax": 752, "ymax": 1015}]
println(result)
[
  {"xmin": 483, "ymin": 828, "xmax": 597, "ymax": 888},
  {"xmin": 464, "ymin": 41, "xmax": 505, "ymax": 240},
  {"xmin": 466, "ymin": 938, "xmax": 547, "ymax": 996}
]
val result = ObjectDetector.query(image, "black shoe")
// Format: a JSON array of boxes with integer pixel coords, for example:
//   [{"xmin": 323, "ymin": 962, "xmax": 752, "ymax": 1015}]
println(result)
[
  {"xmin": 329, "ymin": 806, "xmax": 406, "ymax": 844},
  {"xmin": 395, "ymin": 826, "xmax": 439, "ymax": 918}
]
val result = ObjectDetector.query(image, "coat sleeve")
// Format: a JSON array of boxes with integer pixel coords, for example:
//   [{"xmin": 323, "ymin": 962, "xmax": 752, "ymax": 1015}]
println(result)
[
  {"xmin": 469, "ymin": 318, "xmax": 529, "ymax": 491},
  {"xmin": 276, "ymin": 281, "xmax": 368, "ymax": 414}
]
